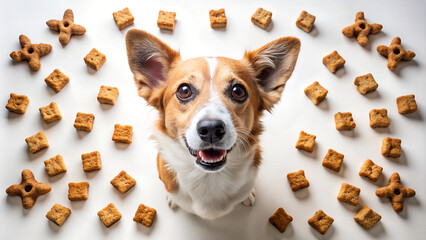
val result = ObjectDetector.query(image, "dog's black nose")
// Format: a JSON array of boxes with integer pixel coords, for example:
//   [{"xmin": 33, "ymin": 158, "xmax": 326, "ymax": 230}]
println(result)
[{"xmin": 197, "ymin": 119, "xmax": 226, "ymax": 143}]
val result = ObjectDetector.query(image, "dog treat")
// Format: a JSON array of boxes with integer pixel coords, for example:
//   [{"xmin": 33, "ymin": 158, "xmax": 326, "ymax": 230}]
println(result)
[
  {"xmin": 304, "ymin": 81, "xmax": 328, "ymax": 105},
  {"xmin": 269, "ymin": 207, "xmax": 293, "ymax": 233},
  {"xmin": 376, "ymin": 172, "xmax": 415, "ymax": 212},
  {"xmin": 46, "ymin": 9, "xmax": 86, "ymax": 45},
  {"xmin": 381, "ymin": 137, "xmax": 401, "ymax": 158},
  {"xmin": 337, "ymin": 183, "xmax": 360, "ymax": 206},
  {"xmin": 295, "ymin": 131, "xmax": 316, "ymax": 152},
  {"xmin": 369, "ymin": 109, "xmax": 390, "ymax": 128},
  {"xmin": 322, "ymin": 149, "xmax": 344, "ymax": 172},
  {"xmin": 10, "ymin": 35, "xmax": 52, "ymax": 71},
  {"xmin": 98, "ymin": 203, "xmax": 122, "ymax": 228},
  {"xmin": 5, "ymin": 93, "xmax": 29, "ymax": 114},
  {"xmin": 342, "ymin": 12, "xmax": 382, "ymax": 46},
  {"xmin": 73, "ymin": 112, "xmax": 95, "ymax": 132},
  {"xmin": 334, "ymin": 112, "xmax": 356, "ymax": 130},
  {"xmin": 113, "ymin": 7, "xmax": 134, "ymax": 30},
  {"xmin": 296, "ymin": 10, "xmax": 316, "ymax": 33},
  {"xmin": 45, "ymin": 69, "xmax": 70, "ymax": 93},
  {"xmin": 133, "ymin": 203, "xmax": 157, "ymax": 227},
  {"xmin": 97, "ymin": 85, "xmax": 119, "ymax": 105},
  {"xmin": 354, "ymin": 206, "xmax": 381, "ymax": 230},
  {"xmin": 39, "ymin": 102, "xmax": 62, "ymax": 124},
  {"xmin": 396, "ymin": 94, "xmax": 417, "ymax": 114},
  {"xmin": 68, "ymin": 182, "xmax": 89, "ymax": 201},
  {"xmin": 354, "ymin": 73, "xmax": 378, "ymax": 95},
  {"xmin": 84, "ymin": 48, "xmax": 106, "ymax": 71},
  {"xmin": 46, "ymin": 204, "xmax": 71, "ymax": 226},
  {"xmin": 81, "ymin": 151, "xmax": 102, "ymax": 172},
  {"xmin": 251, "ymin": 8, "xmax": 272, "ymax": 29},
  {"xmin": 323, "ymin": 51, "xmax": 345, "ymax": 73},
  {"xmin": 6, "ymin": 169, "xmax": 51, "ymax": 209},
  {"xmin": 157, "ymin": 10, "xmax": 176, "ymax": 30},
  {"xmin": 308, "ymin": 210, "xmax": 334, "ymax": 235},
  {"xmin": 377, "ymin": 37, "xmax": 416, "ymax": 70},
  {"xmin": 359, "ymin": 159, "xmax": 383, "ymax": 182},
  {"xmin": 287, "ymin": 170, "xmax": 310, "ymax": 191},
  {"xmin": 112, "ymin": 124, "xmax": 133, "ymax": 143},
  {"xmin": 209, "ymin": 8, "xmax": 227, "ymax": 28},
  {"xmin": 44, "ymin": 155, "xmax": 67, "ymax": 176},
  {"xmin": 25, "ymin": 131, "xmax": 49, "ymax": 153},
  {"xmin": 110, "ymin": 170, "xmax": 136, "ymax": 194}
]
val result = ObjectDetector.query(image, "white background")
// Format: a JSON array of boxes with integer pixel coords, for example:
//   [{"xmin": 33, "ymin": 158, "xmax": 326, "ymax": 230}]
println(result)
[{"xmin": 0, "ymin": 0, "xmax": 425, "ymax": 239}]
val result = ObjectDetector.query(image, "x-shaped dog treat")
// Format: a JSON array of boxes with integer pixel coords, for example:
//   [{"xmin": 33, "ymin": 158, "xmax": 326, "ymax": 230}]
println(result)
[
  {"xmin": 10, "ymin": 35, "xmax": 52, "ymax": 71},
  {"xmin": 376, "ymin": 172, "xmax": 415, "ymax": 212},
  {"xmin": 377, "ymin": 37, "xmax": 416, "ymax": 70},
  {"xmin": 342, "ymin": 12, "xmax": 382, "ymax": 46},
  {"xmin": 46, "ymin": 9, "xmax": 86, "ymax": 45},
  {"xmin": 6, "ymin": 169, "xmax": 51, "ymax": 209}
]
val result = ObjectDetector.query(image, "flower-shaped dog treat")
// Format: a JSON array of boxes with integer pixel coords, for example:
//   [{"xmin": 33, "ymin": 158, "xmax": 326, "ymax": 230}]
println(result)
[
  {"xmin": 342, "ymin": 12, "xmax": 382, "ymax": 46},
  {"xmin": 376, "ymin": 172, "xmax": 415, "ymax": 212},
  {"xmin": 10, "ymin": 35, "xmax": 52, "ymax": 71},
  {"xmin": 377, "ymin": 37, "xmax": 416, "ymax": 70},
  {"xmin": 46, "ymin": 9, "xmax": 86, "ymax": 45}
]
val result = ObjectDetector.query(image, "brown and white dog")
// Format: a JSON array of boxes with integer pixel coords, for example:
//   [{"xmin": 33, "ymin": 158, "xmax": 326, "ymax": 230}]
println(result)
[{"xmin": 126, "ymin": 29, "xmax": 300, "ymax": 219}]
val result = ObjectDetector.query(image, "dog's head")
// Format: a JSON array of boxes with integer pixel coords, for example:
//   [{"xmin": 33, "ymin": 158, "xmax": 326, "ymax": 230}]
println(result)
[{"xmin": 126, "ymin": 29, "xmax": 300, "ymax": 172}]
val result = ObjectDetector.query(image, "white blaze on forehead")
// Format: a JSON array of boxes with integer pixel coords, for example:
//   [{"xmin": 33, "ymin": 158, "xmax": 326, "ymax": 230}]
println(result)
[{"xmin": 204, "ymin": 57, "xmax": 217, "ymax": 81}]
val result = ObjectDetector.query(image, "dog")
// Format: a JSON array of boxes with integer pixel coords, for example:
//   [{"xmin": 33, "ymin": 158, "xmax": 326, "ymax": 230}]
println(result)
[{"xmin": 125, "ymin": 29, "xmax": 300, "ymax": 219}]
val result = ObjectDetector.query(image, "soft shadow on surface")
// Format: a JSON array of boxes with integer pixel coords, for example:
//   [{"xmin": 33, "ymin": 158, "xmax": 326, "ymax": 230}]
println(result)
[
  {"xmin": 310, "ymin": 224, "xmax": 335, "ymax": 240},
  {"xmin": 391, "ymin": 60, "xmax": 419, "ymax": 77}
]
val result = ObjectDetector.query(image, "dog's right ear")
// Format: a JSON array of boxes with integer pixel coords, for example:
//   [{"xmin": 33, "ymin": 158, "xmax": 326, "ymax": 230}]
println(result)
[{"xmin": 126, "ymin": 29, "xmax": 180, "ymax": 109}]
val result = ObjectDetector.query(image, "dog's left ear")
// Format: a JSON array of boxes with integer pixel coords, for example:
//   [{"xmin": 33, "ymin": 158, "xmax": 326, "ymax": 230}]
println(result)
[{"xmin": 244, "ymin": 37, "xmax": 301, "ymax": 111}]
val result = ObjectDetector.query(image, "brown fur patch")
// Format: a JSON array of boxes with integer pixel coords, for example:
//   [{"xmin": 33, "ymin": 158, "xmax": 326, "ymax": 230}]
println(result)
[{"xmin": 156, "ymin": 154, "xmax": 178, "ymax": 193}]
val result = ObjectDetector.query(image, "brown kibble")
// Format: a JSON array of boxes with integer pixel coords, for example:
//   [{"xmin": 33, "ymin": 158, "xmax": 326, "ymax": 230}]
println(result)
[
  {"xmin": 269, "ymin": 207, "xmax": 293, "ymax": 233},
  {"xmin": 295, "ymin": 131, "xmax": 316, "ymax": 152},
  {"xmin": 39, "ymin": 102, "xmax": 62, "ymax": 123},
  {"xmin": 112, "ymin": 124, "xmax": 133, "ymax": 143},
  {"xmin": 113, "ymin": 7, "xmax": 135, "ymax": 30},
  {"xmin": 334, "ymin": 112, "xmax": 356, "ymax": 130},
  {"xmin": 97, "ymin": 85, "xmax": 119, "ymax": 105},
  {"xmin": 68, "ymin": 182, "xmax": 89, "ymax": 201},
  {"xmin": 381, "ymin": 137, "xmax": 401, "ymax": 158},
  {"xmin": 84, "ymin": 48, "xmax": 106, "ymax": 71},
  {"xmin": 45, "ymin": 69, "xmax": 70, "ymax": 93},
  {"xmin": 359, "ymin": 159, "xmax": 383, "ymax": 182},
  {"xmin": 74, "ymin": 112, "xmax": 95, "ymax": 132},
  {"xmin": 25, "ymin": 131, "xmax": 49, "ymax": 153},
  {"xmin": 304, "ymin": 81, "xmax": 328, "ymax": 105},
  {"xmin": 296, "ymin": 10, "xmax": 316, "ymax": 33},
  {"xmin": 308, "ymin": 210, "xmax": 334, "ymax": 234},
  {"xmin": 396, "ymin": 94, "xmax": 417, "ymax": 114},
  {"xmin": 287, "ymin": 170, "xmax": 310, "ymax": 191},
  {"xmin": 377, "ymin": 37, "xmax": 415, "ymax": 70},
  {"xmin": 369, "ymin": 109, "xmax": 390, "ymax": 128},
  {"xmin": 98, "ymin": 203, "xmax": 122, "ymax": 228},
  {"xmin": 10, "ymin": 35, "xmax": 52, "ymax": 71},
  {"xmin": 354, "ymin": 73, "xmax": 378, "ymax": 95},
  {"xmin": 157, "ymin": 10, "xmax": 176, "ymax": 30},
  {"xmin": 5, "ymin": 93, "xmax": 29, "ymax": 114},
  {"xmin": 323, "ymin": 51, "xmax": 345, "ymax": 73},
  {"xmin": 46, "ymin": 204, "xmax": 71, "ymax": 226},
  {"xmin": 44, "ymin": 155, "xmax": 67, "ymax": 176},
  {"xmin": 110, "ymin": 170, "xmax": 136, "ymax": 194},
  {"xmin": 46, "ymin": 9, "xmax": 86, "ymax": 45},
  {"xmin": 81, "ymin": 151, "xmax": 102, "ymax": 172},
  {"xmin": 209, "ymin": 9, "xmax": 227, "ymax": 28},
  {"xmin": 342, "ymin": 12, "xmax": 382, "ymax": 46},
  {"xmin": 376, "ymin": 172, "xmax": 415, "ymax": 212},
  {"xmin": 133, "ymin": 203, "xmax": 157, "ymax": 227},
  {"xmin": 251, "ymin": 8, "xmax": 272, "ymax": 29},
  {"xmin": 337, "ymin": 183, "xmax": 360, "ymax": 206},
  {"xmin": 322, "ymin": 149, "xmax": 344, "ymax": 172},
  {"xmin": 354, "ymin": 206, "xmax": 381, "ymax": 230}
]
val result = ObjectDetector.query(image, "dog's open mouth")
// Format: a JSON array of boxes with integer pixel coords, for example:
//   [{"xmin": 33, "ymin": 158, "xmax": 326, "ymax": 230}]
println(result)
[{"xmin": 188, "ymin": 147, "xmax": 228, "ymax": 171}]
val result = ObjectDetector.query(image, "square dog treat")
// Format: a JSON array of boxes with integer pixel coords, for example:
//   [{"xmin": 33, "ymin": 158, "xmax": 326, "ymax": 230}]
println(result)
[
  {"xmin": 45, "ymin": 69, "xmax": 70, "ymax": 93},
  {"xmin": 133, "ymin": 203, "xmax": 157, "ymax": 227},
  {"xmin": 269, "ymin": 207, "xmax": 293, "ymax": 233},
  {"xmin": 209, "ymin": 8, "xmax": 227, "ymax": 28},
  {"xmin": 323, "ymin": 51, "xmax": 345, "ymax": 73},
  {"xmin": 74, "ymin": 112, "xmax": 95, "ymax": 132},
  {"xmin": 44, "ymin": 155, "xmax": 67, "ymax": 176},
  {"xmin": 396, "ymin": 94, "xmax": 417, "ymax": 114},
  {"xmin": 287, "ymin": 170, "xmax": 310, "ymax": 191},
  {"xmin": 25, "ymin": 131, "xmax": 49, "ymax": 153},
  {"xmin": 39, "ymin": 102, "xmax": 62, "ymax": 124},
  {"xmin": 46, "ymin": 204, "xmax": 71, "ymax": 226},
  {"xmin": 112, "ymin": 124, "xmax": 133, "ymax": 143},
  {"xmin": 98, "ymin": 203, "xmax": 122, "ymax": 228},
  {"xmin": 84, "ymin": 48, "xmax": 106, "ymax": 71},
  {"xmin": 296, "ymin": 10, "xmax": 316, "ymax": 33},
  {"xmin": 381, "ymin": 137, "xmax": 401, "ymax": 158},
  {"xmin": 5, "ymin": 93, "xmax": 29, "ymax": 114},
  {"xmin": 322, "ymin": 149, "xmax": 344, "ymax": 172},
  {"xmin": 251, "ymin": 7, "xmax": 272, "ymax": 29},
  {"xmin": 354, "ymin": 206, "xmax": 381, "ymax": 230},
  {"xmin": 97, "ymin": 85, "xmax": 119, "ymax": 105},
  {"xmin": 113, "ymin": 7, "xmax": 134, "ymax": 30},
  {"xmin": 295, "ymin": 131, "xmax": 316, "ymax": 152},
  {"xmin": 110, "ymin": 170, "xmax": 136, "ymax": 194},
  {"xmin": 68, "ymin": 182, "xmax": 89, "ymax": 201},
  {"xmin": 81, "ymin": 151, "xmax": 102, "ymax": 172},
  {"xmin": 337, "ymin": 183, "xmax": 361, "ymax": 206},
  {"xmin": 369, "ymin": 109, "xmax": 390, "ymax": 128},
  {"xmin": 308, "ymin": 210, "xmax": 334, "ymax": 235},
  {"xmin": 359, "ymin": 159, "xmax": 383, "ymax": 182},
  {"xmin": 304, "ymin": 81, "xmax": 328, "ymax": 105},
  {"xmin": 334, "ymin": 112, "xmax": 356, "ymax": 130},
  {"xmin": 354, "ymin": 73, "xmax": 378, "ymax": 95},
  {"xmin": 157, "ymin": 10, "xmax": 176, "ymax": 30}
]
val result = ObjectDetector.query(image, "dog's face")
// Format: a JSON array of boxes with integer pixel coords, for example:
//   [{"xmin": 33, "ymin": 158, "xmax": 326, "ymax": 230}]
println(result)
[{"xmin": 126, "ymin": 29, "xmax": 300, "ymax": 172}]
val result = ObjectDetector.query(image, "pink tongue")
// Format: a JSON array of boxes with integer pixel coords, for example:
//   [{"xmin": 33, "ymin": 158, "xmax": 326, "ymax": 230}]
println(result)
[{"xmin": 198, "ymin": 149, "xmax": 226, "ymax": 162}]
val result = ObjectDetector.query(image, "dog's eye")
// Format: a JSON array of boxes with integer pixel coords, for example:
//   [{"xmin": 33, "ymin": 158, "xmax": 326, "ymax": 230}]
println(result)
[
  {"xmin": 231, "ymin": 84, "xmax": 247, "ymax": 102},
  {"xmin": 177, "ymin": 84, "xmax": 193, "ymax": 101}
]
